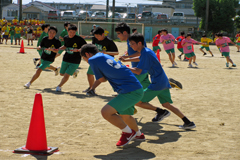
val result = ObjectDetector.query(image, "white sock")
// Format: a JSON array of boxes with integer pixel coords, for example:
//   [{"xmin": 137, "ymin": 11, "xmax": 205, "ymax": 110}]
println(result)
[
  {"xmin": 121, "ymin": 125, "xmax": 132, "ymax": 133},
  {"xmin": 136, "ymin": 130, "xmax": 141, "ymax": 136}
]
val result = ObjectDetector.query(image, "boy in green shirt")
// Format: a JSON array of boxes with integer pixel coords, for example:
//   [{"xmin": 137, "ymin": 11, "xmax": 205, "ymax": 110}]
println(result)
[
  {"xmin": 9, "ymin": 24, "xmax": 15, "ymax": 45},
  {"xmin": 33, "ymin": 24, "xmax": 50, "ymax": 68},
  {"xmin": 59, "ymin": 22, "xmax": 71, "ymax": 54}
]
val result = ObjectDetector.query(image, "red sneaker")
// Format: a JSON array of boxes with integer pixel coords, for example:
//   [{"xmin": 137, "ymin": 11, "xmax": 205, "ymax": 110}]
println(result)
[
  {"xmin": 116, "ymin": 129, "xmax": 136, "ymax": 147},
  {"xmin": 133, "ymin": 133, "xmax": 145, "ymax": 141}
]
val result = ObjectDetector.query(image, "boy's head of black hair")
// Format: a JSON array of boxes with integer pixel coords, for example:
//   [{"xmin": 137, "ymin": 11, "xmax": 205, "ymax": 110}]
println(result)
[
  {"xmin": 186, "ymin": 33, "xmax": 192, "ymax": 37},
  {"xmin": 41, "ymin": 24, "xmax": 50, "ymax": 30},
  {"xmin": 218, "ymin": 33, "xmax": 223, "ymax": 37},
  {"xmin": 215, "ymin": 33, "xmax": 219, "ymax": 36},
  {"xmin": 80, "ymin": 44, "xmax": 99, "ymax": 57},
  {"xmin": 202, "ymin": 34, "xmax": 207, "ymax": 37},
  {"xmin": 180, "ymin": 31, "xmax": 185, "ymax": 36},
  {"xmin": 161, "ymin": 28, "xmax": 168, "ymax": 34},
  {"xmin": 64, "ymin": 22, "xmax": 70, "ymax": 28},
  {"xmin": 115, "ymin": 22, "xmax": 130, "ymax": 34},
  {"xmin": 132, "ymin": 28, "xmax": 137, "ymax": 33},
  {"xmin": 48, "ymin": 26, "xmax": 58, "ymax": 33},
  {"xmin": 93, "ymin": 27, "xmax": 104, "ymax": 35},
  {"xmin": 128, "ymin": 32, "xmax": 144, "ymax": 46},
  {"xmin": 158, "ymin": 30, "xmax": 161, "ymax": 34},
  {"xmin": 68, "ymin": 24, "xmax": 77, "ymax": 31}
]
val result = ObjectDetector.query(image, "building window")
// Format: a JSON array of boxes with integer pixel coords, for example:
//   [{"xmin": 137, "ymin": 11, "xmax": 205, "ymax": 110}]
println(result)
[
  {"xmin": 7, "ymin": 10, "xmax": 18, "ymax": 17},
  {"xmin": 27, "ymin": 13, "xmax": 38, "ymax": 19}
]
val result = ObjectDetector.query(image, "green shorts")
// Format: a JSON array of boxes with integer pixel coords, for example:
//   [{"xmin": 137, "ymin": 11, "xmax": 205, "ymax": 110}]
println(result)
[
  {"xmin": 165, "ymin": 48, "xmax": 175, "ymax": 54},
  {"xmin": 135, "ymin": 73, "xmax": 150, "ymax": 89},
  {"xmin": 153, "ymin": 46, "xmax": 161, "ymax": 51},
  {"xmin": 200, "ymin": 46, "xmax": 210, "ymax": 51},
  {"xmin": 15, "ymin": 34, "xmax": 21, "ymax": 39},
  {"xmin": 141, "ymin": 88, "xmax": 173, "ymax": 104},
  {"xmin": 39, "ymin": 59, "xmax": 52, "ymax": 70},
  {"xmin": 237, "ymin": 42, "xmax": 240, "ymax": 46},
  {"xmin": 178, "ymin": 48, "xmax": 183, "ymax": 53},
  {"xmin": 222, "ymin": 52, "xmax": 230, "ymax": 57},
  {"xmin": 185, "ymin": 52, "xmax": 195, "ymax": 58},
  {"xmin": 108, "ymin": 88, "xmax": 144, "ymax": 115},
  {"xmin": 87, "ymin": 66, "xmax": 94, "ymax": 75},
  {"xmin": 60, "ymin": 61, "xmax": 79, "ymax": 75}
]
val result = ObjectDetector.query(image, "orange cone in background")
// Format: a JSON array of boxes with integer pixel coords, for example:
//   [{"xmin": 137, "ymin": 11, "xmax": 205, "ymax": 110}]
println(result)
[
  {"xmin": 13, "ymin": 93, "xmax": 58, "ymax": 155},
  {"xmin": 156, "ymin": 49, "xmax": 161, "ymax": 63},
  {"xmin": 18, "ymin": 40, "xmax": 25, "ymax": 53}
]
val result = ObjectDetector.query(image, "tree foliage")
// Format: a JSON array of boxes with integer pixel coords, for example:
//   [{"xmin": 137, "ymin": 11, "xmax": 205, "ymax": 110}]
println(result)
[{"xmin": 193, "ymin": 0, "xmax": 239, "ymax": 33}]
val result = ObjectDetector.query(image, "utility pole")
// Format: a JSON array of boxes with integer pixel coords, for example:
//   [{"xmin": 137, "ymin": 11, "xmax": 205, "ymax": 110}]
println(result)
[
  {"xmin": 0, "ymin": 0, "xmax": 2, "ymax": 19},
  {"xmin": 111, "ymin": 0, "xmax": 115, "ymax": 39},
  {"xmin": 19, "ymin": 0, "xmax": 22, "ymax": 21},
  {"xmin": 205, "ymin": 0, "xmax": 209, "ymax": 33},
  {"xmin": 106, "ymin": 0, "xmax": 109, "ymax": 21}
]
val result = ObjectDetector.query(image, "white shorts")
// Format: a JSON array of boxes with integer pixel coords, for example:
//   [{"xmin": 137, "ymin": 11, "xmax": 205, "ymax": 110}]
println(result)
[{"xmin": 27, "ymin": 34, "xmax": 33, "ymax": 39}]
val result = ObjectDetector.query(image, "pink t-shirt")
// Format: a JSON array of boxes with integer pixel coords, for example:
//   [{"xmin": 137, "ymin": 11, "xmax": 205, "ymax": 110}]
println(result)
[
  {"xmin": 160, "ymin": 33, "xmax": 175, "ymax": 50},
  {"xmin": 215, "ymin": 37, "xmax": 231, "ymax": 52},
  {"xmin": 181, "ymin": 38, "xmax": 199, "ymax": 54}
]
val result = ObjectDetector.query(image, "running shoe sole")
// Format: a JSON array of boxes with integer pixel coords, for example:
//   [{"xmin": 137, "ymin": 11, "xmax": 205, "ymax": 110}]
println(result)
[{"xmin": 169, "ymin": 78, "xmax": 183, "ymax": 89}]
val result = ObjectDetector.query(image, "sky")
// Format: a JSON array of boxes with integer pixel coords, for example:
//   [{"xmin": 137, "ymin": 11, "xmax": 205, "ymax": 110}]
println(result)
[{"xmin": 12, "ymin": 0, "xmax": 163, "ymax": 7}]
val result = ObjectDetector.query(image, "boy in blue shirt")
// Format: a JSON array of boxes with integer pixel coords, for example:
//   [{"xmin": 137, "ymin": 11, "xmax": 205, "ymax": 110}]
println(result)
[
  {"xmin": 80, "ymin": 44, "xmax": 145, "ymax": 147},
  {"xmin": 128, "ymin": 33, "xmax": 196, "ymax": 129}
]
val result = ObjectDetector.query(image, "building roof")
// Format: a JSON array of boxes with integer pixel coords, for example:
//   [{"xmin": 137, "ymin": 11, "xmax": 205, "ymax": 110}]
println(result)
[
  {"xmin": 2, "ymin": 3, "xmax": 27, "ymax": 9},
  {"xmin": 91, "ymin": 5, "xmax": 106, "ymax": 10},
  {"xmin": 175, "ymin": 8, "xmax": 195, "ymax": 16},
  {"xmin": 24, "ymin": 1, "xmax": 58, "ymax": 11}
]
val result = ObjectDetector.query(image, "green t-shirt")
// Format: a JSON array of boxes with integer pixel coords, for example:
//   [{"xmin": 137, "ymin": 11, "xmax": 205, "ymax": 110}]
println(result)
[
  {"xmin": 37, "ymin": 32, "xmax": 48, "ymax": 46},
  {"xmin": 10, "ymin": 26, "xmax": 15, "ymax": 35}
]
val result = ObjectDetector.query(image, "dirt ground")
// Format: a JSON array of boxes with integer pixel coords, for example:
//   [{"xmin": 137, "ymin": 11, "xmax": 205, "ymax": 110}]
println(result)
[{"xmin": 0, "ymin": 40, "xmax": 240, "ymax": 160}]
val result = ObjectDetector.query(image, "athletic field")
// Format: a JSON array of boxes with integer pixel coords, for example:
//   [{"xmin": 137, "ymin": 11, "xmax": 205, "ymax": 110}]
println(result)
[{"xmin": 0, "ymin": 40, "xmax": 239, "ymax": 159}]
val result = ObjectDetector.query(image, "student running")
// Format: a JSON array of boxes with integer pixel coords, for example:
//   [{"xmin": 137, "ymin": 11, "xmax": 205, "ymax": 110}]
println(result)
[{"xmin": 199, "ymin": 34, "xmax": 214, "ymax": 56}]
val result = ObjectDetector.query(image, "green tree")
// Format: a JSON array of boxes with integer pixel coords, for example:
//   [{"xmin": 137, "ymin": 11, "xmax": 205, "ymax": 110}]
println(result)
[{"xmin": 193, "ymin": 0, "xmax": 239, "ymax": 33}]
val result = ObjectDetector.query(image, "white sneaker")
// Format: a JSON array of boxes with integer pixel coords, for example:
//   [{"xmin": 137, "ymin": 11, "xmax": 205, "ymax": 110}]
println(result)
[
  {"xmin": 55, "ymin": 67, "xmax": 60, "ymax": 76},
  {"xmin": 172, "ymin": 63, "xmax": 175, "ymax": 67},
  {"xmin": 24, "ymin": 82, "xmax": 31, "ymax": 88},
  {"xmin": 188, "ymin": 64, "xmax": 193, "ymax": 68},
  {"xmin": 56, "ymin": 86, "xmax": 61, "ymax": 92},
  {"xmin": 174, "ymin": 61, "xmax": 177, "ymax": 66},
  {"xmin": 193, "ymin": 62, "xmax": 198, "ymax": 66},
  {"xmin": 73, "ymin": 69, "xmax": 79, "ymax": 78}
]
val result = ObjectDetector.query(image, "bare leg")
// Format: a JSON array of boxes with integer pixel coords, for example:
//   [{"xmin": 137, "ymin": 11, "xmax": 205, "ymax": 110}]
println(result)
[
  {"xmin": 46, "ymin": 65, "xmax": 57, "ymax": 71},
  {"xmin": 168, "ymin": 53, "xmax": 174, "ymax": 64},
  {"xmin": 172, "ymin": 52, "xmax": 175, "ymax": 62},
  {"xmin": 101, "ymin": 104, "xmax": 127, "ymax": 129},
  {"xmin": 226, "ymin": 56, "xmax": 233, "ymax": 64},
  {"xmin": 162, "ymin": 102, "xmax": 185, "ymax": 118},
  {"xmin": 199, "ymin": 48, "xmax": 204, "ymax": 54},
  {"xmin": 189, "ymin": 57, "xmax": 193, "ymax": 65},
  {"xmin": 136, "ymin": 101, "xmax": 158, "ymax": 111},
  {"xmin": 192, "ymin": 55, "xmax": 196, "ymax": 63},
  {"xmin": 209, "ymin": 50, "xmax": 213, "ymax": 56},
  {"xmin": 29, "ymin": 68, "xmax": 43, "ymax": 84},
  {"xmin": 58, "ymin": 73, "xmax": 70, "ymax": 87},
  {"xmin": 120, "ymin": 115, "xmax": 139, "ymax": 131},
  {"xmin": 87, "ymin": 74, "xmax": 95, "ymax": 88}
]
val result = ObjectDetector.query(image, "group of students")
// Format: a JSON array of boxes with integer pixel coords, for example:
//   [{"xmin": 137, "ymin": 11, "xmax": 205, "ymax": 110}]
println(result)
[
  {"xmin": 23, "ymin": 22, "xmax": 196, "ymax": 148},
  {"xmin": 152, "ymin": 30, "xmax": 237, "ymax": 68},
  {"xmin": 0, "ymin": 17, "xmax": 45, "ymax": 45}
]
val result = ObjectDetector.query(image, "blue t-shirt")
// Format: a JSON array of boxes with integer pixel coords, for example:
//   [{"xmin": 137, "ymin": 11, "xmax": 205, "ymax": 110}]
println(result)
[
  {"xmin": 89, "ymin": 53, "xmax": 142, "ymax": 94},
  {"xmin": 137, "ymin": 47, "xmax": 171, "ymax": 91},
  {"xmin": 127, "ymin": 39, "xmax": 148, "ymax": 74}
]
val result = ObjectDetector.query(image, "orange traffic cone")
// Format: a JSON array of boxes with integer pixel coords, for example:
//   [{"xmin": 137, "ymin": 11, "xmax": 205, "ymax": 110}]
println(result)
[
  {"xmin": 13, "ymin": 93, "xmax": 58, "ymax": 155},
  {"xmin": 156, "ymin": 49, "xmax": 161, "ymax": 63},
  {"xmin": 18, "ymin": 40, "xmax": 25, "ymax": 54}
]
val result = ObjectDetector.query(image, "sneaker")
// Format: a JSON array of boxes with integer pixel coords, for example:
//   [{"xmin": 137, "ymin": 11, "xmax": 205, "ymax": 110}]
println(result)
[
  {"xmin": 35, "ymin": 64, "xmax": 40, "ymax": 69},
  {"xmin": 73, "ymin": 69, "xmax": 79, "ymax": 78},
  {"xmin": 56, "ymin": 86, "xmax": 61, "ymax": 92},
  {"xmin": 226, "ymin": 63, "xmax": 229, "ymax": 67},
  {"xmin": 212, "ymin": 54, "xmax": 214, "ymax": 57},
  {"xmin": 178, "ymin": 55, "xmax": 181, "ymax": 60},
  {"xmin": 31, "ymin": 44, "xmax": 33, "ymax": 46},
  {"xmin": 188, "ymin": 64, "xmax": 193, "ymax": 68},
  {"xmin": 193, "ymin": 62, "xmax": 198, "ymax": 66},
  {"xmin": 173, "ymin": 61, "xmax": 177, "ymax": 66},
  {"xmin": 27, "ymin": 44, "xmax": 29, "ymax": 46},
  {"xmin": 116, "ymin": 129, "xmax": 136, "ymax": 147},
  {"xmin": 24, "ymin": 82, "xmax": 31, "ymax": 89},
  {"xmin": 183, "ymin": 58, "xmax": 188, "ymax": 61},
  {"xmin": 172, "ymin": 63, "xmax": 175, "ymax": 67},
  {"xmin": 232, "ymin": 64, "xmax": 237, "ymax": 67},
  {"xmin": 169, "ymin": 78, "xmax": 182, "ymax": 89},
  {"xmin": 33, "ymin": 58, "xmax": 38, "ymax": 66},
  {"xmin": 179, "ymin": 122, "xmax": 196, "ymax": 130},
  {"xmin": 133, "ymin": 133, "xmax": 145, "ymax": 141},
  {"xmin": 152, "ymin": 110, "xmax": 171, "ymax": 123},
  {"xmin": 82, "ymin": 87, "xmax": 90, "ymax": 93},
  {"xmin": 203, "ymin": 52, "xmax": 207, "ymax": 56},
  {"xmin": 55, "ymin": 67, "xmax": 60, "ymax": 76},
  {"xmin": 86, "ymin": 89, "xmax": 97, "ymax": 96}
]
